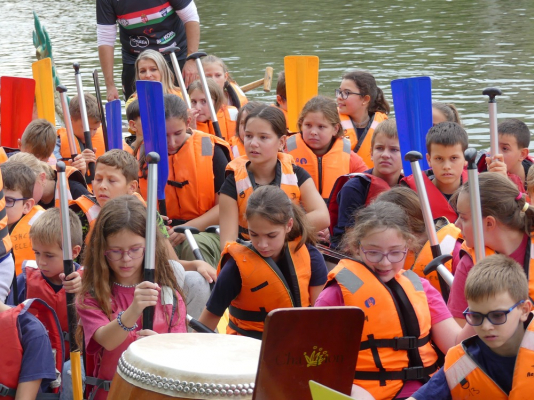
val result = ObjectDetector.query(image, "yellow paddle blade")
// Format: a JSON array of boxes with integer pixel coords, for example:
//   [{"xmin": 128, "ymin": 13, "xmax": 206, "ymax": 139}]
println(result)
[
  {"xmin": 216, "ymin": 308, "xmax": 230, "ymax": 334},
  {"xmin": 32, "ymin": 58, "xmax": 55, "ymax": 124},
  {"xmin": 309, "ymin": 381, "xmax": 353, "ymax": 400},
  {"xmin": 70, "ymin": 351, "xmax": 84, "ymax": 400},
  {"xmin": 284, "ymin": 55, "xmax": 319, "ymax": 132}
]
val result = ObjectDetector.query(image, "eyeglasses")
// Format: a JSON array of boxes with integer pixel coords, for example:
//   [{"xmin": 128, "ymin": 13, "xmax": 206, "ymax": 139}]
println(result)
[
  {"xmin": 359, "ymin": 244, "xmax": 408, "ymax": 263},
  {"xmin": 5, "ymin": 197, "xmax": 30, "ymax": 208},
  {"xmin": 104, "ymin": 247, "xmax": 145, "ymax": 261},
  {"xmin": 463, "ymin": 300, "xmax": 525, "ymax": 326},
  {"xmin": 335, "ymin": 89, "xmax": 364, "ymax": 100}
]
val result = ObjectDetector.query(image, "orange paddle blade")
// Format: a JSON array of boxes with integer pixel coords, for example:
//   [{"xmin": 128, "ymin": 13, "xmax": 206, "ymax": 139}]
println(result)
[
  {"xmin": 284, "ymin": 56, "xmax": 319, "ymax": 132},
  {"xmin": 32, "ymin": 58, "xmax": 55, "ymax": 124},
  {"xmin": 0, "ymin": 76, "xmax": 35, "ymax": 147}
]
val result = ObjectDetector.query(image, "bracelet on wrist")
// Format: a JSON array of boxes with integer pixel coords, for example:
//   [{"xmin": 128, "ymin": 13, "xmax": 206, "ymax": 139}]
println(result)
[{"xmin": 117, "ymin": 311, "xmax": 138, "ymax": 332}]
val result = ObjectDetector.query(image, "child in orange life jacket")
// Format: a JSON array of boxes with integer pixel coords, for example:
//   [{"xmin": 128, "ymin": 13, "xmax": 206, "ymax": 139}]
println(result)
[
  {"xmin": 336, "ymin": 70, "xmax": 390, "ymax": 167},
  {"xmin": 219, "ymin": 104, "xmax": 330, "ymax": 248},
  {"xmin": 53, "ymin": 93, "xmax": 105, "ymax": 176},
  {"xmin": 18, "ymin": 118, "xmax": 58, "ymax": 165},
  {"xmin": 330, "ymin": 119, "xmax": 402, "ymax": 249},
  {"xmin": 0, "ymin": 162, "xmax": 45, "ymax": 276},
  {"xmin": 273, "ymin": 71, "xmax": 290, "ymax": 130},
  {"xmin": 188, "ymin": 78, "xmax": 238, "ymax": 141},
  {"xmin": 198, "ymin": 185, "xmax": 328, "ymax": 337},
  {"xmin": 229, "ymin": 101, "xmax": 263, "ymax": 159},
  {"xmin": 431, "ymin": 102, "xmax": 462, "ymax": 126},
  {"xmin": 9, "ymin": 152, "xmax": 89, "ymax": 210},
  {"xmin": 76, "ymin": 197, "xmax": 187, "ymax": 400},
  {"xmin": 287, "ymin": 95, "xmax": 368, "ymax": 202},
  {"xmin": 0, "ymin": 298, "xmax": 57, "ymax": 398},
  {"xmin": 202, "ymin": 54, "xmax": 248, "ymax": 109},
  {"xmin": 124, "ymin": 49, "xmax": 184, "ymax": 110},
  {"xmin": 409, "ymin": 254, "xmax": 533, "ymax": 400},
  {"xmin": 316, "ymin": 201, "xmax": 475, "ymax": 400},
  {"xmin": 448, "ymin": 172, "xmax": 534, "ymax": 327},
  {"xmin": 401, "ymin": 122, "xmax": 468, "ymax": 223}
]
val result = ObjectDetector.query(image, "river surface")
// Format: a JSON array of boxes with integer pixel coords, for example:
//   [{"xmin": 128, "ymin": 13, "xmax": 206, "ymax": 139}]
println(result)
[{"xmin": 2, "ymin": 0, "xmax": 534, "ymax": 148}]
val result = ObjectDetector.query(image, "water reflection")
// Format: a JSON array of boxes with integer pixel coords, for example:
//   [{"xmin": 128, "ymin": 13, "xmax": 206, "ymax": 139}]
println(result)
[{"xmin": 1, "ymin": 0, "xmax": 534, "ymax": 148}]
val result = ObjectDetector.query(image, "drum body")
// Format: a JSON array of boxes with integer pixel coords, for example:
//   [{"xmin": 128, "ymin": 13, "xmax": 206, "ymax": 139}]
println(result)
[{"xmin": 108, "ymin": 333, "xmax": 261, "ymax": 399}]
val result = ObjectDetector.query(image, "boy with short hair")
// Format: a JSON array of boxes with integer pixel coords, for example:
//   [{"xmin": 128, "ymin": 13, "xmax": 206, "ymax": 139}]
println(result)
[
  {"xmin": 0, "ymin": 162, "xmax": 45, "ymax": 275},
  {"xmin": 53, "ymin": 93, "xmax": 106, "ymax": 174},
  {"xmin": 19, "ymin": 118, "xmax": 57, "ymax": 162},
  {"xmin": 496, "ymin": 119, "xmax": 532, "ymax": 188},
  {"xmin": 125, "ymin": 99, "xmax": 143, "ymax": 155},
  {"xmin": 402, "ymin": 122, "xmax": 468, "ymax": 223},
  {"xmin": 409, "ymin": 254, "xmax": 533, "ymax": 399}
]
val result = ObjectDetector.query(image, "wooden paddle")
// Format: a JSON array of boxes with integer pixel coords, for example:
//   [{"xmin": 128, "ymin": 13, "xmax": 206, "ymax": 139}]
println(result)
[
  {"xmin": 57, "ymin": 161, "xmax": 83, "ymax": 400},
  {"xmin": 0, "ymin": 76, "xmax": 35, "ymax": 148},
  {"xmin": 240, "ymin": 67, "xmax": 274, "ymax": 93},
  {"xmin": 284, "ymin": 56, "xmax": 319, "ymax": 133},
  {"xmin": 391, "ymin": 77, "xmax": 433, "ymax": 176},
  {"xmin": 32, "ymin": 58, "xmax": 55, "ymax": 124}
]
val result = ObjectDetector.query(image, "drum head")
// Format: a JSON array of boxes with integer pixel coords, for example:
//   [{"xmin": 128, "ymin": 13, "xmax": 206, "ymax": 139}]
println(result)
[{"xmin": 117, "ymin": 333, "xmax": 261, "ymax": 399}]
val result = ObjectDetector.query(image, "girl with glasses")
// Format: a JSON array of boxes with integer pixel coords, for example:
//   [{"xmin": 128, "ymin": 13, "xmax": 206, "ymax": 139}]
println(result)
[
  {"xmin": 76, "ymin": 196, "xmax": 187, "ymax": 400},
  {"xmin": 316, "ymin": 201, "xmax": 474, "ymax": 400},
  {"xmin": 336, "ymin": 70, "xmax": 390, "ymax": 167}
]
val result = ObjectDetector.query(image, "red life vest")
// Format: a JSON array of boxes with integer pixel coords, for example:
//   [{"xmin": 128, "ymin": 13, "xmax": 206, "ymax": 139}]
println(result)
[
  {"xmin": 0, "ymin": 298, "xmax": 64, "ymax": 398},
  {"xmin": 328, "ymin": 172, "xmax": 391, "ymax": 235},
  {"xmin": 11, "ymin": 205, "xmax": 46, "ymax": 276},
  {"xmin": 328, "ymin": 259, "xmax": 439, "ymax": 400},
  {"xmin": 217, "ymin": 240, "xmax": 311, "ymax": 340},
  {"xmin": 444, "ymin": 315, "xmax": 534, "ymax": 399},
  {"xmin": 339, "ymin": 111, "xmax": 388, "ymax": 168},
  {"xmin": 402, "ymin": 169, "xmax": 468, "ymax": 223},
  {"xmin": 286, "ymin": 133, "xmax": 352, "ymax": 200}
]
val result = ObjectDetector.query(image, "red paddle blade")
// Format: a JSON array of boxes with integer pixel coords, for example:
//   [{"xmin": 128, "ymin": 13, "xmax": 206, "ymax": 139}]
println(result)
[{"xmin": 0, "ymin": 76, "xmax": 36, "ymax": 148}]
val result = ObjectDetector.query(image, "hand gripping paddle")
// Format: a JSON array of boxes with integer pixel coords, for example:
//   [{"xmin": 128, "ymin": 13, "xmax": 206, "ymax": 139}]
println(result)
[{"xmin": 391, "ymin": 77, "xmax": 432, "ymax": 176}]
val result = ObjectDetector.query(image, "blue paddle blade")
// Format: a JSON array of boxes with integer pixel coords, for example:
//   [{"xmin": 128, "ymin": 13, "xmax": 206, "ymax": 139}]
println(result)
[
  {"xmin": 136, "ymin": 81, "xmax": 169, "ymax": 201},
  {"xmin": 105, "ymin": 100, "xmax": 123, "ymax": 150},
  {"xmin": 391, "ymin": 77, "xmax": 432, "ymax": 176}
]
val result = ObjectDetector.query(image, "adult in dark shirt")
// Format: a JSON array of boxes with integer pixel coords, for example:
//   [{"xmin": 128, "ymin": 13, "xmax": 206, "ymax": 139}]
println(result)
[{"xmin": 96, "ymin": 0, "xmax": 201, "ymax": 101}]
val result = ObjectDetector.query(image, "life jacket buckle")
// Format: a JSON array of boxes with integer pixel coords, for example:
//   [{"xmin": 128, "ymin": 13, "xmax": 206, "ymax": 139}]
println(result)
[
  {"xmin": 0, "ymin": 384, "xmax": 14, "ymax": 397},
  {"xmin": 402, "ymin": 366, "xmax": 424, "ymax": 380},
  {"xmin": 393, "ymin": 336, "xmax": 417, "ymax": 350}
]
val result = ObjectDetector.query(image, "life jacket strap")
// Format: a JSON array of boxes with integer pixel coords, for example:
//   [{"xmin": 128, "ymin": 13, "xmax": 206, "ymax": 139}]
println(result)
[
  {"xmin": 359, "ymin": 334, "xmax": 431, "ymax": 351},
  {"xmin": 229, "ymin": 305, "xmax": 268, "ymax": 322},
  {"xmin": 227, "ymin": 319, "xmax": 263, "ymax": 340},
  {"xmin": 354, "ymin": 362, "xmax": 439, "ymax": 382},
  {"xmin": 167, "ymin": 180, "xmax": 190, "ymax": 189}
]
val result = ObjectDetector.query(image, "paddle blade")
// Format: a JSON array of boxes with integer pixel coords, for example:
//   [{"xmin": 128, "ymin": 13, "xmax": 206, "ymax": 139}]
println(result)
[
  {"xmin": 391, "ymin": 77, "xmax": 432, "ymax": 176},
  {"xmin": 136, "ymin": 81, "xmax": 169, "ymax": 201},
  {"xmin": 309, "ymin": 381, "xmax": 353, "ymax": 400},
  {"xmin": 0, "ymin": 76, "xmax": 36, "ymax": 148},
  {"xmin": 284, "ymin": 55, "xmax": 319, "ymax": 132},
  {"xmin": 32, "ymin": 58, "xmax": 55, "ymax": 124},
  {"xmin": 105, "ymin": 100, "xmax": 123, "ymax": 150}
]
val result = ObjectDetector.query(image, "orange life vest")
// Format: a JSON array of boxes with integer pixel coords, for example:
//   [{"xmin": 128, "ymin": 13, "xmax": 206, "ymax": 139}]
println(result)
[
  {"xmin": 226, "ymin": 152, "xmax": 301, "ymax": 239},
  {"xmin": 11, "ymin": 205, "xmax": 45, "ymax": 276},
  {"xmin": 122, "ymin": 139, "xmax": 134, "ymax": 155},
  {"xmin": 411, "ymin": 221, "xmax": 462, "ymax": 294},
  {"xmin": 228, "ymin": 135, "xmax": 245, "ymax": 159},
  {"xmin": 460, "ymin": 240, "xmax": 534, "ymax": 302},
  {"xmin": 57, "ymin": 126, "xmax": 106, "ymax": 161},
  {"xmin": 328, "ymin": 259, "xmax": 439, "ymax": 400},
  {"xmin": 226, "ymin": 82, "xmax": 248, "ymax": 109},
  {"xmin": 339, "ymin": 111, "xmax": 388, "ymax": 168},
  {"xmin": 0, "ymin": 298, "xmax": 64, "ymax": 398},
  {"xmin": 53, "ymin": 165, "xmax": 88, "ymax": 208},
  {"xmin": 0, "ymin": 169, "xmax": 12, "ymax": 258},
  {"xmin": 402, "ymin": 169, "xmax": 468, "ymax": 223},
  {"xmin": 444, "ymin": 315, "xmax": 534, "ymax": 399},
  {"xmin": 71, "ymin": 195, "xmax": 101, "ymax": 232},
  {"xmin": 195, "ymin": 105, "xmax": 238, "ymax": 142},
  {"xmin": 327, "ymin": 172, "xmax": 391, "ymax": 235},
  {"xmin": 217, "ymin": 240, "xmax": 311, "ymax": 339},
  {"xmin": 0, "ymin": 147, "xmax": 8, "ymax": 164},
  {"xmin": 287, "ymin": 133, "xmax": 352, "ymax": 200},
  {"xmin": 138, "ymin": 130, "xmax": 230, "ymax": 222}
]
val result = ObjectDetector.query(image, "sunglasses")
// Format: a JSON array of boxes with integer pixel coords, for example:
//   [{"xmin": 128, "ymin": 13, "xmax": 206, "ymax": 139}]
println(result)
[{"xmin": 463, "ymin": 300, "xmax": 525, "ymax": 326}]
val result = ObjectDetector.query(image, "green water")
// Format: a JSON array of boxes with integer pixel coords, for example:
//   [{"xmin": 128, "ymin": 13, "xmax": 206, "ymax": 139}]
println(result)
[{"xmin": 2, "ymin": 0, "xmax": 534, "ymax": 147}]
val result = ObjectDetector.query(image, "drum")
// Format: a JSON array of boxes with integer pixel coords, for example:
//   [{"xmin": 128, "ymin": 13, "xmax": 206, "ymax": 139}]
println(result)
[{"xmin": 108, "ymin": 333, "xmax": 261, "ymax": 399}]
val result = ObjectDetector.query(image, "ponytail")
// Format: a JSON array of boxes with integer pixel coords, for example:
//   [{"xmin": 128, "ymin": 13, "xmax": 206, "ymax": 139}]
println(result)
[
  {"xmin": 286, "ymin": 202, "xmax": 316, "ymax": 250},
  {"xmin": 342, "ymin": 70, "xmax": 390, "ymax": 116},
  {"xmin": 371, "ymin": 87, "xmax": 390, "ymax": 115}
]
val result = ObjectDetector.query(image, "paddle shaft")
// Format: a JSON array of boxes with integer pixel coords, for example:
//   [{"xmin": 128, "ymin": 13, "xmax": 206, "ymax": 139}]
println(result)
[
  {"xmin": 465, "ymin": 149, "xmax": 486, "ymax": 262},
  {"xmin": 483, "ymin": 88, "xmax": 502, "ymax": 157},
  {"xmin": 168, "ymin": 51, "xmax": 191, "ymax": 109},
  {"xmin": 192, "ymin": 57, "xmax": 222, "ymax": 138},
  {"xmin": 143, "ymin": 153, "xmax": 159, "ymax": 330},
  {"xmin": 187, "ymin": 314, "xmax": 215, "ymax": 333},
  {"xmin": 93, "ymin": 69, "xmax": 109, "ymax": 152},
  {"xmin": 73, "ymin": 63, "xmax": 96, "ymax": 182},
  {"xmin": 57, "ymin": 86, "xmax": 78, "ymax": 159},
  {"xmin": 57, "ymin": 161, "xmax": 83, "ymax": 400}
]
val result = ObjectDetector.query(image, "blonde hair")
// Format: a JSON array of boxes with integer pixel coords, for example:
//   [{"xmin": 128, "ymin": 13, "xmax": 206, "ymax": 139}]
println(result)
[
  {"xmin": 21, "ymin": 119, "xmax": 56, "ymax": 160},
  {"xmin": 8, "ymin": 152, "xmax": 54, "ymax": 180},
  {"xmin": 135, "ymin": 49, "xmax": 179, "ymax": 94},
  {"xmin": 297, "ymin": 96, "xmax": 342, "ymax": 138},
  {"xmin": 30, "ymin": 207, "xmax": 83, "ymax": 248},
  {"xmin": 69, "ymin": 94, "xmax": 101, "ymax": 122},
  {"xmin": 370, "ymin": 118, "xmax": 398, "ymax": 149},
  {"xmin": 465, "ymin": 254, "xmax": 529, "ymax": 303},
  {"xmin": 187, "ymin": 78, "xmax": 225, "ymax": 113}
]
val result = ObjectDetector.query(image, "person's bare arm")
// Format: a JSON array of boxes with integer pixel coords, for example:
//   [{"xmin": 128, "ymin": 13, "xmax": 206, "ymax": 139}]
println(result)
[
  {"xmin": 219, "ymin": 194, "xmax": 239, "ymax": 249},
  {"xmin": 15, "ymin": 380, "xmax": 41, "ymax": 400},
  {"xmin": 299, "ymin": 179, "xmax": 330, "ymax": 232},
  {"xmin": 98, "ymin": 45, "xmax": 119, "ymax": 101},
  {"xmin": 198, "ymin": 308, "xmax": 220, "ymax": 332},
  {"xmin": 309, "ymin": 285, "xmax": 324, "ymax": 306},
  {"xmin": 182, "ymin": 21, "xmax": 200, "ymax": 87}
]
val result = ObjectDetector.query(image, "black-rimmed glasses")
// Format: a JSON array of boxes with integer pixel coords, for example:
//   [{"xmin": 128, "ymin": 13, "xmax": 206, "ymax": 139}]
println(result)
[
  {"xmin": 335, "ymin": 88, "xmax": 364, "ymax": 100},
  {"xmin": 5, "ymin": 196, "xmax": 30, "ymax": 208},
  {"xmin": 463, "ymin": 300, "xmax": 525, "ymax": 326}
]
